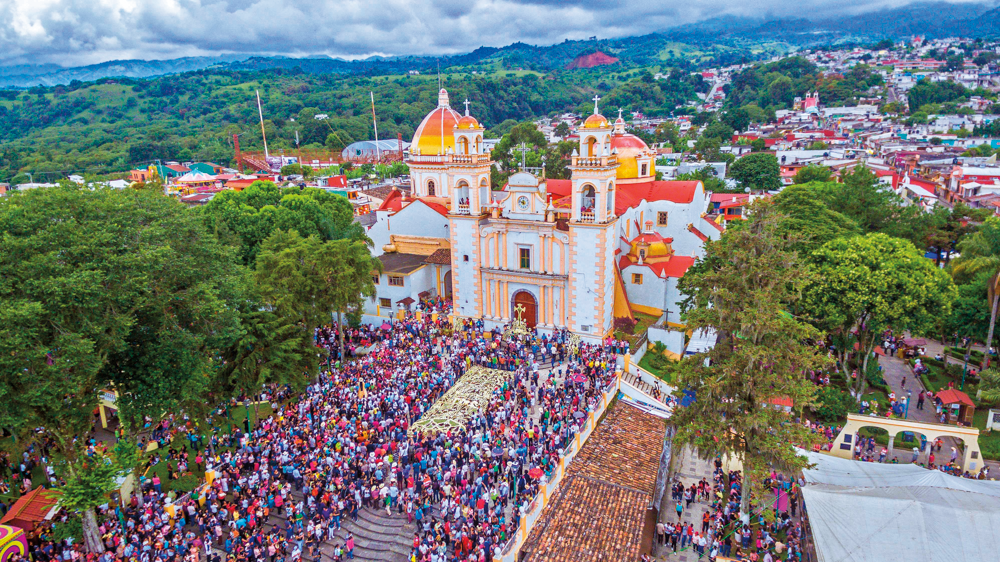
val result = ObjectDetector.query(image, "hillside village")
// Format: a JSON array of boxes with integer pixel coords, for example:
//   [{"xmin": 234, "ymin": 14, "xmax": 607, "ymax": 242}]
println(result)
[{"xmin": 4, "ymin": 30, "xmax": 1000, "ymax": 562}]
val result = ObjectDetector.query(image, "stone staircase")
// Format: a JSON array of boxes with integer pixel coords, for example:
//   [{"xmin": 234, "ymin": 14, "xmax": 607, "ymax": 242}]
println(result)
[
  {"xmin": 622, "ymin": 371, "xmax": 657, "ymax": 395},
  {"xmin": 262, "ymin": 491, "xmax": 418, "ymax": 562}
]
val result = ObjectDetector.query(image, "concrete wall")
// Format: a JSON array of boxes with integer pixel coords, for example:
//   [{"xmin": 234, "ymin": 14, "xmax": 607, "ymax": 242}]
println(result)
[
  {"xmin": 451, "ymin": 217, "xmax": 482, "ymax": 319},
  {"xmin": 648, "ymin": 325, "xmax": 686, "ymax": 357},
  {"xmin": 367, "ymin": 200, "xmax": 450, "ymax": 257},
  {"xmin": 364, "ymin": 264, "xmax": 436, "ymax": 317}
]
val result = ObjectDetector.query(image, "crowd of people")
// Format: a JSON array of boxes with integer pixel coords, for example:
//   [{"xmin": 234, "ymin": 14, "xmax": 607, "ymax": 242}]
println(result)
[
  {"xmin": 652, "ymin": 460, "xmax": 806, "ymax": 562},
  {"xmin": 21, "ymin": 312, "xmax": 626, "ymax": 562}
]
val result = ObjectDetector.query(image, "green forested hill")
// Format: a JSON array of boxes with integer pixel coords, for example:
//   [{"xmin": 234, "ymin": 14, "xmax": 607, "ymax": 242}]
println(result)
[{"xmin": 0, "ymin": 67, "xmax": 708, "ymax": 182}]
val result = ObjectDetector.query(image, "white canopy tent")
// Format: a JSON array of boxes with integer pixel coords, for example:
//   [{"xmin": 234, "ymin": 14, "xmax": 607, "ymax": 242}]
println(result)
[{"xmin": 798, "ymin": 450, "xmax": 1000, "ymax": 562}]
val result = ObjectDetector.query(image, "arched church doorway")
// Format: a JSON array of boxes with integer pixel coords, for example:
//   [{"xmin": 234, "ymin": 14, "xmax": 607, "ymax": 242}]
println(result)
[
  {"xmin": 512, "ymin": 290, "xmax": 538, "ymax": 328},
  {"xmin": 443, "ymin": 271, "xmax": 453, "ymax": 299}
]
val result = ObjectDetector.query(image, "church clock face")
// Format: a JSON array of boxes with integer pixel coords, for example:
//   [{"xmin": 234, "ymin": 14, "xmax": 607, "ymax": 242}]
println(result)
[{"xmin": 517, "ymin": 196, "xmax": 530, "ymax": 211}]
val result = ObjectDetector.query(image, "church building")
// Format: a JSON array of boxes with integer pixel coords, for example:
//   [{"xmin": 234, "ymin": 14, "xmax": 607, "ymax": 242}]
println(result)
[{"xmin": 364, "ymin": 89, "xmax": 722, "ymax": 340}]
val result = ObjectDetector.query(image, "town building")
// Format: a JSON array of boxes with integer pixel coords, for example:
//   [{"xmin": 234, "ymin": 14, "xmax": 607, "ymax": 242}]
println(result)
[{"xmin": 363, "ymin": 89, "xmax": 719, "ymax": 339}]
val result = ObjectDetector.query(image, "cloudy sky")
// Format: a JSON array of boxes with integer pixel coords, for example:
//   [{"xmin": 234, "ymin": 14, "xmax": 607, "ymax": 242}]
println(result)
[{"xmin": 0, "ymin": 0, "xmax": 984, "ymax": 67}]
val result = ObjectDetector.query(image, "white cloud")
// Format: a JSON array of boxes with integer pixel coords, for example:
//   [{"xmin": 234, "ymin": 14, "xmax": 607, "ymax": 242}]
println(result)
[{"xmin": 0, "ymin": 0, "xmax": 987, "ymax": 66}]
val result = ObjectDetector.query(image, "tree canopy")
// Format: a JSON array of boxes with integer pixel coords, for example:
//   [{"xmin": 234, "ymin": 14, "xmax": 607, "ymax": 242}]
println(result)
[
  {"xmin": 200, "ymin": 181, "xmax": 367, "ymax": 265},
  {"xmin": 675, "ymin": 200, "xmax": 826, "ymax": 514},
  {"xmin": 803, "ymin": 233, "xmax": 957, "ymax": 397},
  {"xmin": 729, "ymin": 152, "xmax": 781, "ymax": 191}
]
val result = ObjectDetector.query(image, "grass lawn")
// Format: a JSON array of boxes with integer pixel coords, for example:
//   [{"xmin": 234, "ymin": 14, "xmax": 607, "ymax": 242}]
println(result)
[
  {"xmin": 638, "ymin": 351, "xmax": 679, "ymax": 384},
  {"xmin": 141, "ymin": 402, "xmax": 274, "ymax": 493},
  {"xmin": 973, "ymin": 409, "xmax": 1000, "ymax": 461}
]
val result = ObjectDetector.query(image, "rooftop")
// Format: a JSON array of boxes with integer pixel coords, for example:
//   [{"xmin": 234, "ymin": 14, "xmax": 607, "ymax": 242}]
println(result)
[
  {"xmin": 377, "ymin": 252, "xmax": 427, "ymax": 275},
  {"xmin": 523, "ymin": 403, "xmax": 666, "ymax": 562}
]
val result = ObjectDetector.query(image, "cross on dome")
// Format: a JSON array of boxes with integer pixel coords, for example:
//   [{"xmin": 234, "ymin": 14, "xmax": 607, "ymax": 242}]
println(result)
[
  {"xmin": 463, "ymin": 99, "xmax": 471, "ymax": 116},
  {"xmin": 592, "ymin": 95, "xmax": 601, "ymax": 115},
  {"xmin": 618, "ymin": 107, "xmax": 623, "ymax": 120},
  {"xmin": 514, "ymin": 142, "xmax": 530, "ymax": 170}
]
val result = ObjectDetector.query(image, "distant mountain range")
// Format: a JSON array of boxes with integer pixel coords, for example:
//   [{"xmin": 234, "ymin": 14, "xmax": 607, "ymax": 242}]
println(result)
[
  {"xmin": 663, "ymin": 2, "xmax": 1000, "ymax": 45},
  {"xmin": 1, "ymin": 1, "xmax": 998, "ymax": 89}
]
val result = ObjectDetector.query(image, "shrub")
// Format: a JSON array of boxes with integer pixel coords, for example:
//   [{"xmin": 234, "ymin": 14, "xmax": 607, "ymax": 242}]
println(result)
[
  {"xmin": 814, "ymin": 386, "xmax": 853, "ymax": 422},
  {"xmin": 614, "ymin": 316, "xmax": 637, "ymax": 334}
]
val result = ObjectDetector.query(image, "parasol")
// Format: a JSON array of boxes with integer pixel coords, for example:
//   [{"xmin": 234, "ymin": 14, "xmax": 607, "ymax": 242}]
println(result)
[{"xmin": 528, "ymin": 467, "xmax": 544, "ymax": 479}]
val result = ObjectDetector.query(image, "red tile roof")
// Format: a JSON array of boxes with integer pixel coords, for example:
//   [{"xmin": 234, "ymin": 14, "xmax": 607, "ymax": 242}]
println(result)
[
  {"xmin": 632, "ymin": 232, "xmax": 671, "ymax": 244},
  {"xmin": 1, "ymin": 486, "xmax": 60, "ymax": 529},
  {"xmin": 423, "ymin": 249, "xmax": 451, "ymax": 265},
  {"xmin": 935, "ymin": 388, "xmax": 975, "ymax": 407},
  {"xmin": 377, "ymin": 189, "xmax": 404, "ymax": 212},
  {"xmin": 619, "ymin": 255, "xmax": 695, "ymax": 278},
  {"xmin": 414, "ymin": 198, "xmax": 450, "ymax": 217},
  {"xmin": 710, "ymin": 193, "xmax": 749, "ymax": 204},
  {"xmin": 546, "ymin": 179, "xmax": 572, "ymax": 200},
  {"xmin": 523, "ymin": 403, "xmax": 665, "ymax": 562},
  {"xmin": 615, "ymin": 181, "xmax": 699, "ymax": 215}
]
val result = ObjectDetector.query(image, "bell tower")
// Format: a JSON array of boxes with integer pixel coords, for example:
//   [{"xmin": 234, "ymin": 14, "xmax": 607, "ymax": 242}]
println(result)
[{"xmin": 570, "ymin": 96, "xmax": 618, "ymax": 224}]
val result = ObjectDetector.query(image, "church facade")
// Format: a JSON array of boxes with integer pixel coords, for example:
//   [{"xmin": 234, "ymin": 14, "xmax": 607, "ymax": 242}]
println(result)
[{"xmin": 365, "ymin": 89, "xmax": 722, "ymax": 339}]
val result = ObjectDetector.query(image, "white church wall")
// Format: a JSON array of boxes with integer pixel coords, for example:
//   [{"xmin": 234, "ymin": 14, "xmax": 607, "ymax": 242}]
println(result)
[
  {"xmin": 568, "ymin": 226, "xmax": 603, "ymax": 337},
  {"xmin": 622, "ymin": 265, "xmax": 669, "ymax": 313},
  {"xmin": 648, "ymin": 326, "xmax": 686, "ymax": 357},
  {"xmin": 451, "ymin": 219, "xmax": 481, "ymax": 319},
  {"xmin": 367, "ymin": 201, "xmax": 451, "ymax": 257},
  {"xmin": 601, "ymin": 223, "xmax": 616, "ymax": 335}
]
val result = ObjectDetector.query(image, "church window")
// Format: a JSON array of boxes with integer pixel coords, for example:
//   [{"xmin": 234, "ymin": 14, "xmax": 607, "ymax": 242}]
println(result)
[
  {"xmin": 519, "ymin": 248, "xmax": 531, "ymax": 270},
  {"xmin": 463, "ymin": 255, "xmax": 469, "ymax": 262},
  {"xmin": 427, "ymin": 180, "xmax": 436, "ymax": 196},
  {"xmin": 639, "ymin": 249, "xmax": 646, "ymax": 261},
  {"xmin": 372, "ymin": 275, "xmax": 380, "ymax": 285},
  {"xmin": 379, "ymin": 298, "xmax": 391, "ymax": 308},
  {"xmin": 657, "ymin": 212, "xmax": 668, "ymax": 227},
  {"xmin": 388, "ymin": 275, "xmax": 404, "ymax": 287},
  {"xmin": 641, "ymin": 163, "xmax": 648, "ymax": 176},
  {"xmin": 632, "ymin": 273, "xmax": 643, "ymax": 285}
]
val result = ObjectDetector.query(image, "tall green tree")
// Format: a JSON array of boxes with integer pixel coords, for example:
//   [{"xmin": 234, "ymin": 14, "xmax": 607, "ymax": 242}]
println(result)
[
  {"xmin": 254, "ymin": 231, "xmax": 379, "ymax": 359},
  {"xmin": 729, "ymin": 152, "xmax": 781, "ymax": 191},
  {"xmin": 810, "ymin": 167, "xmax": 928, "ymax": 244},
  {"xmin": 59, "ymin": 454, "xmax": 125, "ymax": 552},
  {"xmin": 951, "ymin": 217, "xmax": 1000, "ymax": 371},
  {"xmin": 200, "ymin": 181, "xmax": 367, "ymax": 265},
  {"xmin": 771, "ymin": 185, "xmax": 860, "ymax": 255},
  {"xmin": 792, "ymin": 164, "xmax": 832, "ymax": 184},
  {"xmin": 804, "ymin": 233, "xmax": 957, "ymax": 398},
  {"xmin": 0, "ymin": 185, "xmax": 243, "ymax": 551},
  {"xmin": 675, "ymin": 201, "xmax": 825, "ymax": 516}
]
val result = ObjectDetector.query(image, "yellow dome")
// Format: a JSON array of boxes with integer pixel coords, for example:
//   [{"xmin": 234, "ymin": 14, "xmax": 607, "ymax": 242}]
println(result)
[
  {"xmin": 610, "ymin": 133, "xmax": 655, "ymax": 180},
  {"xmin": 582, "ymin": 113, "xmax": 610, "ymax": 129},
  {"xmin": 411, "ymin": 89, "xmax": 462, "ymax": 156},
  {"xmin": 457, "ymin": 115, "xmax": 481, "ymax": 129},
  {"xmin": 629, "ymin": 232, "xmax": 674, "ymax": 262}
]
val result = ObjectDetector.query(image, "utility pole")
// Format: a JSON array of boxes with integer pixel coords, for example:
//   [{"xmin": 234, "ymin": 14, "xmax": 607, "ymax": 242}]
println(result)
[
  {"xmin": 370, "ymin": 91, "xmax": 381, "ymax": 161},
  {"xmin": 256, "ymin": 90, "xmax": 269, "ymax": 159},
  {"xmin": 295, "ymin": 130, "xmax": 301, "ymax": 171}
]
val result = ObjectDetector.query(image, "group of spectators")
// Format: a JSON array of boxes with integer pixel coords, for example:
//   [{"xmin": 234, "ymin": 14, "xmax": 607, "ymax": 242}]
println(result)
[
  {"xmin": 22, "ymin": 312, "xmax": 626, "ymax": 562},
  {"xmin": 654, "ymin": 460, "xmax": 806, "ymax": 562}
]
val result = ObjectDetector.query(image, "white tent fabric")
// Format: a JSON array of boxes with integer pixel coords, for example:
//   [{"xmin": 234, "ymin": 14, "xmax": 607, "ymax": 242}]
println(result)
[
  {"xmin": 802, "ymin": 484, "xmax": 1000, "ymax": 562},
  {"xmin": 800, "ymin": 449, "xmax": 1000, "ymax": 498},
  {"xmin": 798, "ymin": 450, "xmax": 1000, "ymax": 562}
]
